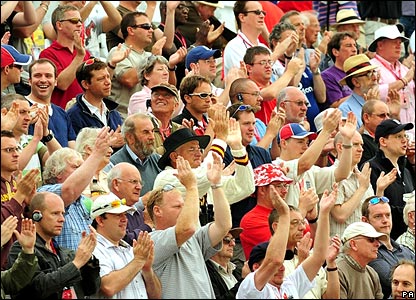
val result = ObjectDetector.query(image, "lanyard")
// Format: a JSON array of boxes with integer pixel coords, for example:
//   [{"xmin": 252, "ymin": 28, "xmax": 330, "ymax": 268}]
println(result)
[{"xmin": 374, "ymin": 54, "xmax": 402, "ymax": 80}]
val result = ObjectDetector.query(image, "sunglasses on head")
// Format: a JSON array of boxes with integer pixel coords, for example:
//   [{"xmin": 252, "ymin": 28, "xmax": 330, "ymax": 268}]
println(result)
[
  {"xmin": 59, "ymin": 18, "xmax": 82, "ymax": 24},
  {"xmin": 81, "ymin": 57, "xmax": 101, "ymax": 72},
  {"xmin": 369, "ymin": 196, "xmax": 389, "ymax": 205},
  {"xmin": 230, "ymin": 104, "xmax": 252, "ymax": 119},
  {"xmin": 188, "ymin": 92, "xmax": 213, "ymax": 99},
  {"xmin": 130, "ymin": 23, "xmax": 152, "ymax": 30}
]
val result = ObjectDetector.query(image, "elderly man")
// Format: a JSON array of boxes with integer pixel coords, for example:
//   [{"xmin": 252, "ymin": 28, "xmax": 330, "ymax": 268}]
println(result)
[
  {"xmin": 337, "ymin": 222, "xmax": 387, "ymax": 298},
  {"xmin": 369, "ymin": 24, "xmax": 415, "ymax": 137},
  {"xmin": 91, "ymin": 193, "xmax": 161, "ymax": 298}
]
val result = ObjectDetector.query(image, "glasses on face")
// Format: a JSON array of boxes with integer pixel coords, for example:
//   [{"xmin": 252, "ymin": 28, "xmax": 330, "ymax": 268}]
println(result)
[
  {"xmin": 369, "ymin": 196, "xmax": 390, "ymax": 205},
  {"xmin": 284, "ymin": 100, "xmax": 309, "ymax": 107},
  {"xmin": 389, "ymin": 133, "xmax": 410, "ymax": 141},
  {"xmin": 243, "ymin": 9, "xmax": 267, "ymax": 16},
  {"xmin": 371, "ymin": 112, "xmax": 390, "ymax": 119},
  {"xmin": 354, "ymin": 236, "xmax": 379, "ymax": 243},
  {"xmin": 241, "ymin": 91, "xmax": 262, "ymax": 97},
  {"xmin": 1, "ymin": 147, "xmax": 19, "ymax": 153},
  {"xmin": 250, "ymin": 60, "xmax": 274, "ymax": 66},
  {"xmin": 290, "ymin": 219, "xmax": 307, "ymax": 227},
  {"xmin": 130, "ymin": 23, "xmax": 152, "ymax": 30},
  {"xmin": 59, "ymin": 18, "xmax": 82, "ymax": 24},
  {"xmin": 10, "ymin": 64, "xmax": 23, "ymax": 70},
  {"xmin": 354, "ymin": 70, "xmax": 378, "ymax": 79},
  {"xmin": 91, "ymin": 198, "xmax": 127, "ymax": 214},
  {"xmin": 223, "ymin": 236, "xmax": 236, "ymax": 244},
  {"xmin": 230, "ymin": 104, "xmax": 252, "ymax": 118},
  {"xmin": 117, "ymin": 178, "xmax": 143, "ymax": 186},
  {"xmin": 188, "ymin": 92, "xmax": 213, "ymax": 99},
  {"xmin": 81, "ymin": 57, "xmax": 101, "ymax": 73}
]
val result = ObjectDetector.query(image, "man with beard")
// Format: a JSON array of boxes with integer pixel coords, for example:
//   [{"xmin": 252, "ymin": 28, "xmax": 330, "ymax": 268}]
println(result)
[{"xmin": 106, "ymin": 113, "xmax": 162, "ymax": 205}]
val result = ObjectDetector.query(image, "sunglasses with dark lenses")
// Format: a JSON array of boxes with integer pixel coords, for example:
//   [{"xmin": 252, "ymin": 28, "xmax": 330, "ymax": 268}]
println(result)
[
  {"xmin": 10, "ymin": 64, "xmax": 23, "ymax": 70},
  {"xmin": 230, "ymin": 104, "xmax": 252, "ymax": 119},
  {"xmin": 369, "ymin": 196, "xmax": 389, "ymax": 205},
  {"xmin": 355, "ymin": 236, "xmax": 379, "ymax": 243},
  {"xmin": 130, "ymin": 23, "xmax": 152, "ymax": 30},
  {"xmin": 223, "ymin": 237, "xmax": 236, "ymax": 244},
  {"xmin": 188, "ymin": 92, "xmax": 213, "ymax": 99},
  {"xmin": 59, "ymin": 18, "xmax": 83, "ymax": 24},
  {"xmin": 243, "ymin": 9, "xmax": 267, "ymax": 16}
]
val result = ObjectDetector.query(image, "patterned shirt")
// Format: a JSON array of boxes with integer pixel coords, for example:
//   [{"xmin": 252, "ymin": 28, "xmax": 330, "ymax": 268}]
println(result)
[{"xmin": 396, "ymin": 228, "xmax": 415, "ymax": 254}]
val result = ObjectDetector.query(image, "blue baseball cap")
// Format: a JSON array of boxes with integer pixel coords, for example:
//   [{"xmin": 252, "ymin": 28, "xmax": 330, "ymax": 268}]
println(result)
[
  {"xmin": 1, "ymin": 44, "xmax": 32, "ymax": 68},
  {"xmin": 277, "ymin": 123, "xmax": 317, "ymax": 143},
  {"xmin": 185, "ymin": 46, "xmax": 221, "ymax": 69}
]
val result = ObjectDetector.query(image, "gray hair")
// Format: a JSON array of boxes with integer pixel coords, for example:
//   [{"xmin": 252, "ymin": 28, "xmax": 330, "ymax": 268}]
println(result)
[
  {"xmin": 75, "ymin": 127, "xmax": 101, "ymax": 154},
  {"xmin": 403, "ymin": 192, "xmax": 415, "ymax": 225},
  {"xmin": 43, "ymin": 148, "xmax": 82, "ymax": 184},
  {"xmin": 121, "ymin": 113, "xmax": 152, "ymax": 138},
  {"xmin": 106, "ymin": 165, "xmax": 123, "ymax": 190}
]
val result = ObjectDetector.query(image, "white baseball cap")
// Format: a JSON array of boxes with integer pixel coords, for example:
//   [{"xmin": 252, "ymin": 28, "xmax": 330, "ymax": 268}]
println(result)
[
  {"xmin": 342, "ymin": 222, "xmax": 388, "ymax": 243},
  {"xmin": 90, "ymin": 193, "xmax": 136, "ymax": 219}
]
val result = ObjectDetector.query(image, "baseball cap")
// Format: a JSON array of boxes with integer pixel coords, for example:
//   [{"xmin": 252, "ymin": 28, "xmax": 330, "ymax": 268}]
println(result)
[
  {"xmin": 277, "ymin": 123, "xmax": 317, "ymax": 143},
  {"xmin": 1, "ymin": 44, "xmax": 32, "ymax": 68},
  {"xmin": 185, "ymin": 46, "xmax": 221, "ymax": 69},
  {"xmin": 90, "ymin": 193, "xmax": 136, "ymax": 219},
  {"xmin": 341, "ymin": 222, "xmax": 388, "ymax": 244},
  {"xmin": 248, "ymin": 241, "xmax": 295, "ymax": 271},
  {"xmin": 374, "ymin": 119, "xmax": 414, "ymax": 143},
  {"xmin": 254, "ymin": 163, "xmax": 293, "ymax": 187},
  {"xmin": 151, "ymin": 82, "xmax": 179, "ymax": 99}
]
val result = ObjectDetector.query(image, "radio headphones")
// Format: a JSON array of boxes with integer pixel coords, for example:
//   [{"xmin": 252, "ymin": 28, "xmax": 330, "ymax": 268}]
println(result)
[
  {"xmin": 32, "ymin": 211, "xmax": 43, "ymax": 222},
  {"xmin": 236, "ymin": 93, "xmax": 244, "ymax": 102}
]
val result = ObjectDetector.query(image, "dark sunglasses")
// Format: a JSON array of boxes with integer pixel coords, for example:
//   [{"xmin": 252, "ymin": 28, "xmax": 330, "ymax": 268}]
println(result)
[
  {"xmin": 10, "ymin": 64, "xmax": 23, "ymax": 70},
  {"xmin": 243, "ymin": 9, "xmax": 267, "ymax": 16},
  {"xmin": 230, "ymin": 104, "xmax": 252, "ymax": 119},
  {"xmin": 188, "ymin": 92, "xmax": 213, "ymax": 99},
  {"xmin": 130, "ymin": 23, "xmax": 152, "ymax": 30},
  {"xmin": 59, "ymin": 18, "xmax": 82, "ymax": 24},
  {"xmin": 355, "ymin": 236, "xmax": 379, "ymax": 243},
  {"xmin": 223, "ymin": 237, "xmax": 236, "ymax": 244},
  {"xmin": 369, "ymin": 196, "xmax": 389, "ymax": 205}
]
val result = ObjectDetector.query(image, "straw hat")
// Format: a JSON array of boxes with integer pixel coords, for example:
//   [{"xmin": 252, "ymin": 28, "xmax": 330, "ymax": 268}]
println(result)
[
  {"xmin": 334, "ymin": 9, "xmax": 365, "ymax": 26},
  {"xmin": 339, "ymin": 54, "xmax": 378, "ymax": 85}
]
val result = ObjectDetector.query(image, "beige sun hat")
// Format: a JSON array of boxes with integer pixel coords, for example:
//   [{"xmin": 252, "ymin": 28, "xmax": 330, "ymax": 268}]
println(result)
[
  {"xmin": 339, "ymin": 54, "xmax": 378, "ymax": 85},
  {"xmin": 334, "ymin": 9, "xmax": 365, "ymax": 26}
]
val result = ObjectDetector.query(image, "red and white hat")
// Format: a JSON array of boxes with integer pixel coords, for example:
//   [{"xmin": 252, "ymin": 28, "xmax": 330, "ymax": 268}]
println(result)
[{"xmin": 254, "ymin": 163, "xmax": 293, "ymax": 187}]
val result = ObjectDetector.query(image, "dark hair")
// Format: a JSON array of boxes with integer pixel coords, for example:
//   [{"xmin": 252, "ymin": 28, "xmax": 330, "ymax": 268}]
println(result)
[
  {"xmin": 280, "ymin": 10, "xmax": 300, "ymax": 25},
  {"xmin": 76, "ymin": 58, "xmax": 108, "ymax": 89},
  {"xmin": 327, "ymin": 32, "xmax": 356, "ymax": 62},
  {"xmin": 1, "ymin": 130, "xmax": 15, "ymax": 138},
  {"xmin": 51, "ymin": 4, "xmax": 79, "ymax": 33},
  {"xmin": 28, "ymin": 58, "xmax": 57, "ymax": 79},
  {"xmin": 268, "ymin": 205, "xmax": 299, "ymax": 234},
  {"xmin": 226, "ymin": 103, "xmax": 256, "ymax": 120},
  {"xmin": 243, "ymin": 46, "xmax": 271, "ymax": 65},
  {"xmin": 120, "ymin": 11, "xmax": 148, "ymax": 39},
  {"xmin": 179, "ymin": 75, "xmax": 211, "ymax": 105},
  {"xmin": 269, "ymin": 22, "xmax": 296, "ymax": 51},
  {"xmin": 233, "ymin": 1, "xmax": 248, "ymax": 30}
]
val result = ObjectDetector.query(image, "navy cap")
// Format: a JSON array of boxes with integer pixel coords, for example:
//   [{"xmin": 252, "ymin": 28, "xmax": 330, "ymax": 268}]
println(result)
[
  {"xmin": 375, "ymin": 119, "xmax": 414, "ymax": 143},
  {"xmin": 185, "ymin": 46, "xmax": 221, "ymax": 69}
]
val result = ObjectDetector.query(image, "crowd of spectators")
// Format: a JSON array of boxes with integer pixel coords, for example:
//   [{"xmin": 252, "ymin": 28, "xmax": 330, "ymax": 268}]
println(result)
[{"xmin": 1, "ymin": 1, "xmax": 415, "ymax": 299}]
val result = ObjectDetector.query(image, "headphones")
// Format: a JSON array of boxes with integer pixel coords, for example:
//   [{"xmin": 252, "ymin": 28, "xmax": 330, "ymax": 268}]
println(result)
[
  {"xmin": 32, "ymin": 211, "xmax": 43, "ymax": 222},
  {"xmin": 236, "ymin": 93, "xmax": 244, "ymax": 102}
]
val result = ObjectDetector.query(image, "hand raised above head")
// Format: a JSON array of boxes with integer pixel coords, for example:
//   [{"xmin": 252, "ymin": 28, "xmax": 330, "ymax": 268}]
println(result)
[{"xmin": 174, "ymin": 155, "xmax": 197, "ymax": 189}]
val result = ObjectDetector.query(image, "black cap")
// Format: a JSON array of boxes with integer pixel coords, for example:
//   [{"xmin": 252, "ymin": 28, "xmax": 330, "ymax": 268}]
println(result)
[
  {"xmin": 375, "ymin": 119, "xmax": 414, "ymax": 143},
  {"xmin": 248, "ymin": 241, "xmax": 294, "ymax": 271}
]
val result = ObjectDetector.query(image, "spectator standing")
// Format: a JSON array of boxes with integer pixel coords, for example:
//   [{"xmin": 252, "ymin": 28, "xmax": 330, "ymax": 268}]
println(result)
[
  {"xmin": 39, "ymin": 4, "xmax": 90, "ymax": 110},
  {"xmin": 337, "ymin": 222, "xmax": 386, "ymax": 299},
  {"xmin": 91, "ymin": 193, "xmax": 161, "ymax": 298},
  {"xmin": 147, "ymin": 154, "xmax": 232, "ymax": 298},
  {"xmin": 362, "ymin": 195, "xmax": 415, "ymax": 298},
  {"xmin": 8, "ymin": 191, "xmax": 101, "ymax": 299}
]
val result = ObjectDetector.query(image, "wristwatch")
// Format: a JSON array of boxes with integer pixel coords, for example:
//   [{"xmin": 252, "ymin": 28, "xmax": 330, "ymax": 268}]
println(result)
[{"xmin": 41, "ymin": 131, "xmax": 54, "ymax": 143}]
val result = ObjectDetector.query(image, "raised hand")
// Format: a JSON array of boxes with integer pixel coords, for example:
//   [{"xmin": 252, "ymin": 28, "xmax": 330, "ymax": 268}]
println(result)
[
  {"xmin": 226, "ymin": 118, "xmax": 243, "ymax": 150},
  {"xmin": 151, "ymin": 36, "xmax": 167, "ymax": 56},
  {"xmin": 109, "ymin": 125, "xmax": 125, "ymax": 148},
  {"xmin": 376, "ymin": 168, "xmax": 397, "ymax": 194},
  {"xmin": 1, "ymin": 101, "xmax": 19, "ymax": 131},
  {"xmin": 14, "ymin": 169, "xmax": 41, "ymax": 206},
  {"xmin": 355, "ymin": 163, "xmax": 371, "ymax": 190},
  {"xmin": 133, "ymin": 231, "xmax": 153, "ymax": 269},
  {"xmin": 174, "ymin": 155, "xmax": 197, "ymax": 189},
  {"xmin": 109, "ymin": 43, "xmax": 131, "ymax": 66},
  {"xmin": 338, "ymin": 111, "xmax": 357, "ymax": 141},
  {"xmin": 207, "ymin": 152, "xmax": 223, "ymax": 186},
  {"xmin": 269, "ymin": 185, "xmax": 289, "ymax": 216},
  {"xmin": 168, "ymin": 46, "xmax": 187, "ymax": 66},
  {"xmin": 73, "ymin": 226, "xmax": 97, "ymax": 269},
  {"xmin": 1, "ymin": 215, "xmax": 18, "ymax": 247},
  {"xmin": 326, "ymin": 234, "xmax": 341, "ymax": 264},
  {"xmin": 319, "ymin": 183, "xmax": 338, "ymax": 214},
  {"xmin": 14, "ymin": 218, "xmax": 36, "ymax": 254},
  {"xmin": 322, "ymin": 107, "xmax": 341, "ymax": 134},
  {"xmin": 296, "ymin": 231, "xmax": 313, "ymax": 264}
]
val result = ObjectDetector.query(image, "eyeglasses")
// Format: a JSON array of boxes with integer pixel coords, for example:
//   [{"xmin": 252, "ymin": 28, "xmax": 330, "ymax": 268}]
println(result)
[
  {"xmin": 354, "ymin": 236, "xmax": 379, "ymax": 243},
  {"xmin": 243, "ymin": 9, "xmax": 267, "ymax": 16},
  {"xmin": 91, "ymin": 198, "xmax": 127, "ymax": 214},
  {"xmin": 241, "ymin": 91, "xmax": 261, "ymax": 97},
  {"xmin": 81, "ymin": 57, "xmax": 101, "ymax": 73},
  {"xmin": 130, "ymin": 23, "xmax": 152, "ymax": 30},
  {"xmin": 284, "ymin": 100, "xmax": 309, "ymax": 107},
  {"xmin": 369, "ymin": 196, "xmax": 389, "ymax": 205},
  {"xmin": 116, "ymin": 178, "xmax": 143, "ymax": 186},
  {"xmin": 250, "ymin": 60, "xmax": 273, "ymax": 66},
  {"xmin": 223, "ymin": 236, "xmax": 236, "ymax": 244},
  {"xmin": 354, "ymin": 70, "xmax": 378, "ymax": 79},
  {"xmin": 188, "ymin": 92, "xmax": 213, "ymax": 99},
  {"xmin": 371, "ymin": 112, "xmax": 390, "ymax": 118},
  {"xmin": 1, "ymin": 147, "xmax": 19, "ymax": 153},
  {"xmin": 290, "ymin": 219, "xmax": 307, "ymax": 227},
  {"xmin": 59, "ymin": 18, "xmax": 82, "ymax": 24},
  {"xmin": 389, "ymin": 133, "xmax": 410, "ymax": 141},
  {"xmin": 230, "ymin": 104, "xmax": 252, "ymax": 118}
]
